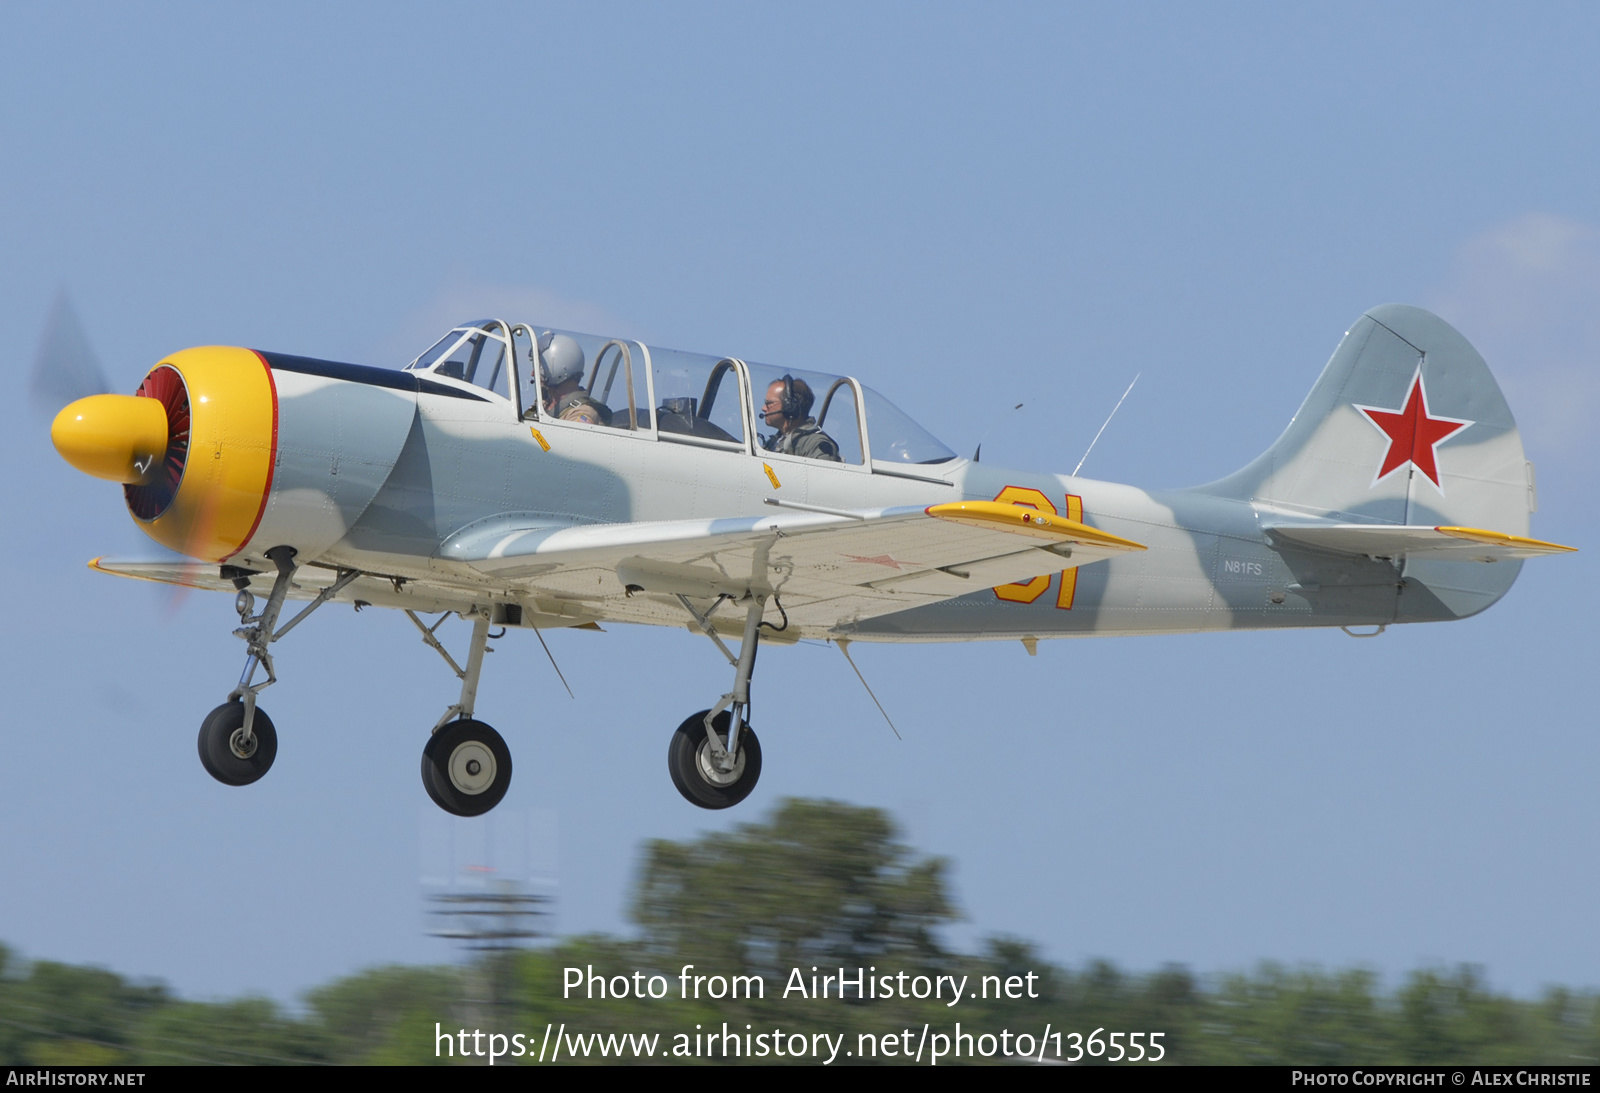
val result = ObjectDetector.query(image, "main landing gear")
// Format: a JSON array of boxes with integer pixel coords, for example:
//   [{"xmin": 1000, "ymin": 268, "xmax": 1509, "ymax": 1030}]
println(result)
[
  {"xmin": 669, "ymin": 593, "xmax": 771, "ymax": 809},
  {"xmin": 408, "ymin": 609, "xmax": 513, "ymax": 817}
]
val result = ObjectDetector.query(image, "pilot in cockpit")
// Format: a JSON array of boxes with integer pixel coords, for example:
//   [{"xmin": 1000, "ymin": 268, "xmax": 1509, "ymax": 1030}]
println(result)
[
  {"xmin": 761, "ymin": 376, "xmax": 841, "ymax": 461},
  {"xmin": 538, "ymin": 332, "xmax": 612, "ymax": 426}
]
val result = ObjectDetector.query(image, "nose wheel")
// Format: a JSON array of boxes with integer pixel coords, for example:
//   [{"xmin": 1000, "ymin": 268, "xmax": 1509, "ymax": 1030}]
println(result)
[
  {"xmin": 201, "ymin": 546, "xmax": 360, "ymax": 791},
  {"xmin": 198, "ymin": 700, "xmax": 278, "ymax": 786},
  {"xmin": 422, "ymin": 719, "xmax": 512, "ymax": 817}
]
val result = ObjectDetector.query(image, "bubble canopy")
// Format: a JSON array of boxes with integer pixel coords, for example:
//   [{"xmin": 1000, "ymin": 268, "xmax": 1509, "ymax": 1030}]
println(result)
[{"xmin": 406, "ymin": 320, "xmax": 957, "ymax": 468}]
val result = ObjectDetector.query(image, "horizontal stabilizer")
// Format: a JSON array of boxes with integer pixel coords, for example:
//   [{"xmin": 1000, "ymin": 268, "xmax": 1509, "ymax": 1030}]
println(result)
[{"xmin": 1266, "ymin": 524, "xmax": 1576, "ymax": 563}]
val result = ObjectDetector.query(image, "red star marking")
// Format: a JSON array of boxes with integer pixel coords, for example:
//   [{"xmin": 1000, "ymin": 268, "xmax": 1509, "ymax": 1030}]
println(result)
[
  {"xmin": 1353, "ymin": 369, "xmax": 1472, "ymax": 491},
  {"xmin": 843, "ymin": 553, "xmax": 913, "ymax": 570}
]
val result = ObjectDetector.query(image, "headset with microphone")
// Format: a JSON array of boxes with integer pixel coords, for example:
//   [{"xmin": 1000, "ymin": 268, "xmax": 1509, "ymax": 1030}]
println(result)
[{"xmin": 773, "ymin": 374, "xmax": 809, "ymax": 421}]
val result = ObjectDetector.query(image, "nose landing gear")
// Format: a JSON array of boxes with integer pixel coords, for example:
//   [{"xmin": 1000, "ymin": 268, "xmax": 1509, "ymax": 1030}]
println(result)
[{"xmin": 198, "ymin": 545, "xmax": 358, "ymax": 789}]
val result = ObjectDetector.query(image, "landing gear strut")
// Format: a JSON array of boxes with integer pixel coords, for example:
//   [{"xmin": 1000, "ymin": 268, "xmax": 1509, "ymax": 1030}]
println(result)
[
  {"xmin": 409, "ymin": 609, "xmax": 513, "ymax": 816},
  {"xmin": 198, "ymin": 546, "xmax": 359, "ymax": 788},
  {"xmin": 669, "ymin": 594, "xmax": 767, "ymax": 809}
]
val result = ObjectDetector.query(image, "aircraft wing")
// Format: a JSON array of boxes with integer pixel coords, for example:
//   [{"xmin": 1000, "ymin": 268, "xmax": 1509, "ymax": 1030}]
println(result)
[
  {"xmin": 89, "ymin": 502, "xmax": 1146, "ymax": 634},
  {"xmin": 86, "ymin": 557, "xmax": 502, "ymax": 615},
  {"xmin": 1265, "ymin": 524, "xmax": 1576, "ymax": 562},
  {"xmin": 444, "ymin": 500, "xmax": 1146, "ymax": 631}
]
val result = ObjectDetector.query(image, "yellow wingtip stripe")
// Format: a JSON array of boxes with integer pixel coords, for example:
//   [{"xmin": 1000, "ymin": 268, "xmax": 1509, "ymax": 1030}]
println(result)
[
  {"xmin": 1435, "ymin": 526, "xmax": 1577, "ymax": 553},
  {"xmin": 925, "ymin": 500, "xmax": 1147, "ymax": 551},
  {"xmin": 87, "ymin": 557, "xmax": 181, "ymax": 586}
]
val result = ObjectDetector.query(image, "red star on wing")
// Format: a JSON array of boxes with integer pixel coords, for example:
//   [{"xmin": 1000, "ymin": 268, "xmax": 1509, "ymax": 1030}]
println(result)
[{"xmin": 1353, "ymin": 368, "xmax": 1473, "ymax": 492}]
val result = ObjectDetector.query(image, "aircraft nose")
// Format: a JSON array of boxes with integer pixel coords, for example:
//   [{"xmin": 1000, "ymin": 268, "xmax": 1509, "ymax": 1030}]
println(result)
[{"xmin": 51, "ymin": 393, "xmax": 170, "ymax": 483}]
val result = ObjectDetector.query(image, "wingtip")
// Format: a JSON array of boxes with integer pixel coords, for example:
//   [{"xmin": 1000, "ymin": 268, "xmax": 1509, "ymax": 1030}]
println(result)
[
  {"xmin": 925, "ymin": 500, "xmax": 1148, "ymax": 551},
  {"xmin": 1435, "ymin": 526, "xmax": 1578, "ymax": 554}
]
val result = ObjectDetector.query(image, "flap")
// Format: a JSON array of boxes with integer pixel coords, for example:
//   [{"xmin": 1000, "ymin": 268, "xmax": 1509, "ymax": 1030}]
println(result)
[{"xmin": 445, "ymin": 500, "xmax": 1146, "ymax": 627}]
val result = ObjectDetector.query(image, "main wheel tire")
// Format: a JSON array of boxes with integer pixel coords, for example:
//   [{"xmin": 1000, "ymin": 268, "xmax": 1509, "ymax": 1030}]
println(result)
[
  {"xmin": 422, "ymin": 719, "xmax": 512, "ymax": 817},
  {"xmin": 668, "ymin": 710, "xmax": 762, "ymax": 810},
  {"xmin": 197, "ymin": 700, "xmax": 278, "ymax": 787}
]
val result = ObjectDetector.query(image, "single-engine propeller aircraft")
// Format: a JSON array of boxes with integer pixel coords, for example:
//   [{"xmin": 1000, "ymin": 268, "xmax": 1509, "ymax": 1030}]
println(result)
[{"xmin": 47, "ymin": 304, "xmax": 1574, "ymax": 814}]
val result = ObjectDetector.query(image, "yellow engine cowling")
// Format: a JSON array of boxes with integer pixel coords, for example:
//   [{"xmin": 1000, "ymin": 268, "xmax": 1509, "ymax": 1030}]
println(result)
[{"xmin": 52, "ymin": 346, "xmax": 278, "ymax": 563}]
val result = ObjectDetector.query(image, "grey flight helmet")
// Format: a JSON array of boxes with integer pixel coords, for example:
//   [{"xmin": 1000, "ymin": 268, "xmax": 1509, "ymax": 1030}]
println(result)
[{"xmin": 538, "ymin": 331, "xmax": 586, "ymax": 390}]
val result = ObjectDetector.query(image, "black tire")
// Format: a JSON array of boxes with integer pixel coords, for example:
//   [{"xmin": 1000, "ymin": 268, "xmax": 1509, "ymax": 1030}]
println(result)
[
  {"xmin": 422, "ymin": 719, "xmax": 512, "ymax": 817},
  {"xmin": 197, "ymin": 700, "xmax": 278, "ymax": 787},
  {"xmin": 668, "ymin": 710, "xmax": 762, "ymax": 810}
]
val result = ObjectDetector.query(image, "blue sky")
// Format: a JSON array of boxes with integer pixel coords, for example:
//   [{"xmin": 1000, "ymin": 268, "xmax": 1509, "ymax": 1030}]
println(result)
[{"xmin": 2, "ymin": 2, "xmax": 1597, "ymax": 1002}]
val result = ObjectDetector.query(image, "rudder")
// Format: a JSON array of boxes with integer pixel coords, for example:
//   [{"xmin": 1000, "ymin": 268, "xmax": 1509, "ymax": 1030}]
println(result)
[
  {"xmin": 1200, "ymin": 305, "xmax": 1538, "ymax": 621},
  {"xmin": 1201, "ymin": 305, "xmax": 1533, "ymax": 535}
]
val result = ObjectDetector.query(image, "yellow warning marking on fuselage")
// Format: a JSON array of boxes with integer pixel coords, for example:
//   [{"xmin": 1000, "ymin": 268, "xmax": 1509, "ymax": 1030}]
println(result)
[
  {"xmin": 529, "ymin": 426, "xmax": 550, "ymax": 452},
  {"xmin": 763, "ymin": 463, "xmax": 782, "ymax": 489}
]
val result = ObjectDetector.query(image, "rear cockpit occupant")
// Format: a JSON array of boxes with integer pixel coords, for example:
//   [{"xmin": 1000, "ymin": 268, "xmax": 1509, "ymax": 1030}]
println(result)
[{"xmin": 761, "ymin": 376, "xmax": 841, "ymax": 461}]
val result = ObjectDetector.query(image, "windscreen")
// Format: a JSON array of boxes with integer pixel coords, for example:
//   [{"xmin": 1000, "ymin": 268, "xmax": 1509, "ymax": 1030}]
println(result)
[{"xmin": 861, "ymin": 385, "xmax": 957, "ymax": 464}]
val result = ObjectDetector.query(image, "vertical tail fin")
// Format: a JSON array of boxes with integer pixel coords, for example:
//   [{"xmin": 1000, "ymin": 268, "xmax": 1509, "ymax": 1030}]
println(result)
[{"xmin": 1201, "ymin": 305, "xmax": 1533, "ymax": 536}]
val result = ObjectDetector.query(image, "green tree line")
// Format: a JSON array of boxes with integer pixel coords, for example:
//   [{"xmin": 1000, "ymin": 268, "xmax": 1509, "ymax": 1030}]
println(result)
[{"xmin": 3, "ymin": 799, "xmax": 1597, "ymax": 1065}]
